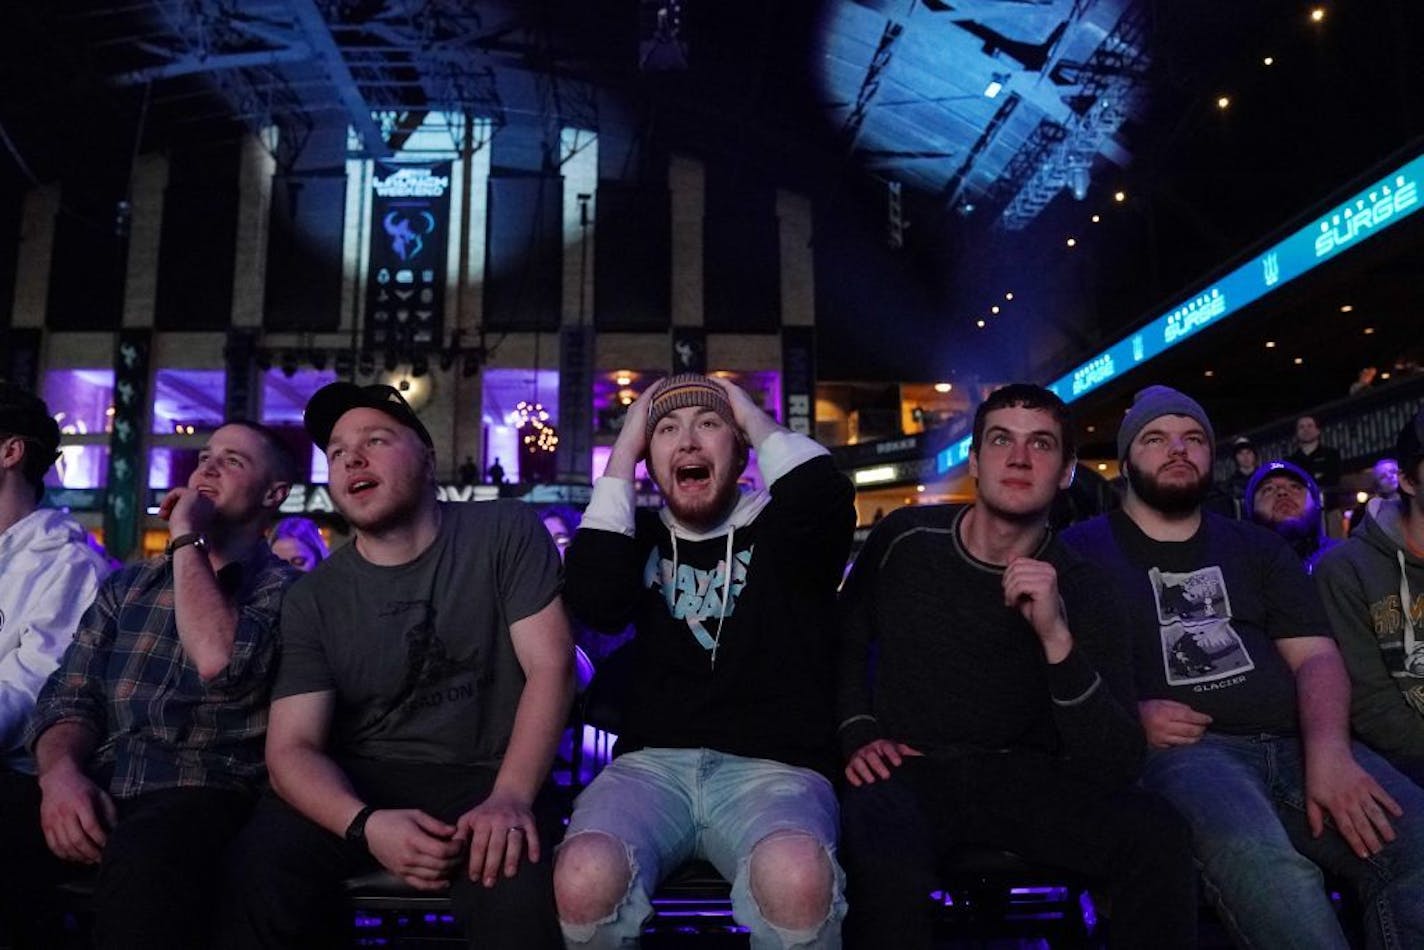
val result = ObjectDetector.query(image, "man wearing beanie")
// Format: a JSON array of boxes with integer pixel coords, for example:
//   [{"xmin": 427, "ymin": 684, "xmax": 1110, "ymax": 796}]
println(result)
[
  {"xmin": 0, "ymin": 384, "xmax": 112, "ymax": 948},
  {"xmin": 219, "ymin": 382, "xmax": 573, "ymax": 949},
  {"xmin": 1062, "ymin": 385, "xmax": 1424, "ymax": 947},
  {"xmin": 555, "ymin": 374, "xmax": 854, "ymax": 948},
  {"xmin": 1315, "ymin": 408, "xmax": 1424, "ymax": 789}
]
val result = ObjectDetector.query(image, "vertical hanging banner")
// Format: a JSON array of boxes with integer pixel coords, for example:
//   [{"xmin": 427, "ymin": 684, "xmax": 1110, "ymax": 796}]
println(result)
[
  {"xmin": 782, "ymin": 327, "xmax": 815, "ymax": 436},
  {"xmin": 365, "ymin": 162, "xmax": 451, "ymax": 351},
  {"xmin": 671, "ymin": 327, "xmax": 706, "ymax": 374},
  {"xmin": 557, "ymin": 326, "xmax": 595, "ymax": 484},
  {"xmin": 105, "ymin": 329, "xmax": 151, "ymax": 561},
  {"xmin": 223, "ymin": 328, "xmax": 260, "ymax": 421}
]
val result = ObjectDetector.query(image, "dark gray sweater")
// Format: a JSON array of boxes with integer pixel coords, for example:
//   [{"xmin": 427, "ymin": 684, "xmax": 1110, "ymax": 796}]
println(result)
[{"xmin": 837, "ymin": 505, "xmax": 1144, "ymax": 788}]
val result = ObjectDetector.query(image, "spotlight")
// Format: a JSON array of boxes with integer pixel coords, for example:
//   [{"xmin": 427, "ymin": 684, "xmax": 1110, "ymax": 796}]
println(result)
[
  {"xmin": 1067, "ymin": 164, "xmax": 1090, "ymax": 201},
  {"xmin": 1216, "ymin": 96, "xmax": 1231, "ymax": 110},
  {"xmin": 1113, "ymin": 191, "xmax": 1126, "ymax": 203},
  {"xmin": 1309, "ymin": 7, "xmax": 1325, "ymax": 24},
  {"xmin": 1065, "ymin": 237, "xmax": 1077, "ymax": 247}
]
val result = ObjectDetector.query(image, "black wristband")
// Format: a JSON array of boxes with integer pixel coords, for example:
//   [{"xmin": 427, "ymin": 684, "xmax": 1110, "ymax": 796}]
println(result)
[
  {"xmin": 165, "ymin": 532, "xmax": 208, "ymax": 557},
  {"xmin": 344, "ymin": 805, "xmax": 376, "ymax": 848}
]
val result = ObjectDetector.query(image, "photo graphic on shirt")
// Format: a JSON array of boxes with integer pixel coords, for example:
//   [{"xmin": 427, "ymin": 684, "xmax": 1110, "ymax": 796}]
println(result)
[
  {"xmin": 644, "ymin": 544, "xmax": 754, "ymax": 651},
  {"xmin": 1149, "ymin": 566, "xmax": 1255, "ymax": 687}
]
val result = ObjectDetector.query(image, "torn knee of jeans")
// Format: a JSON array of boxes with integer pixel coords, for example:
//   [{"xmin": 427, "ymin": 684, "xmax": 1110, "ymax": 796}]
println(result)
[
  {"xmin": 557, "ymin": 830, "xmax": 640, "ymax": 932},
  {"xmin": 744, "ymin": 831, "xmax": 839, "ymax": 934}
]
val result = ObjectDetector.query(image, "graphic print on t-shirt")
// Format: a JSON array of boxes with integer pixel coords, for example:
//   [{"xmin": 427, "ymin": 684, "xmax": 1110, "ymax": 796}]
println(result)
[
  {"xmin": 644, "ymin": 545, "xmax": 754, "ymax": 651},
  {"xmin": 376, "ymin": 599, "xmax": 470, "ymax": 717},
  {"xmin": 1149, "ymin": 566, "xmax": 1255, "ymax": 687}
]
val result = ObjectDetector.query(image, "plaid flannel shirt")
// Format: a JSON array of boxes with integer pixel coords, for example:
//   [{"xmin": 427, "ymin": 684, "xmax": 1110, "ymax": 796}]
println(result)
[{"xmin": 27, "ymin": 541, "xmax": 298, "ymax": 798}]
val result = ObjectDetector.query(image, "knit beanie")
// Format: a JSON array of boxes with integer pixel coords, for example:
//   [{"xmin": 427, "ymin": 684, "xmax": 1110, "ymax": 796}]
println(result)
[
  {"xmin": 1117, "ymin": 385, "xmax": 1215, "ymax": 460},
  {"xmin": 645, "ymin": 373, "xmax": 737, "ymax": 440}
]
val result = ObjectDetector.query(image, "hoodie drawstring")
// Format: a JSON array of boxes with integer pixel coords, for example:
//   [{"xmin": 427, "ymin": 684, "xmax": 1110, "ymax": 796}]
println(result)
[
  {"xmin": 709, "ymin": 527, "xmax": 734, "ymax": 670},
  {"xmin": 1400, "ymin": 549, "xmax": 1418, "ymax": 662},
  {"xmin": 667, "ymin": 527, "xmax": 736, "ymax": 670}
]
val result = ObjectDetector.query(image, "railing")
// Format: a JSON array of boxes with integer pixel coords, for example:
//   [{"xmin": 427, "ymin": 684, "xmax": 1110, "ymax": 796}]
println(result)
[{"xmin": 1213, "ymin": 373, "xmax": 1424, "ymax": 480}]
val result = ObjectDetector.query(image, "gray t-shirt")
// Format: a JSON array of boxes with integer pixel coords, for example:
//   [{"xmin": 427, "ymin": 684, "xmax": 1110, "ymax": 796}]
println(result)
[{"xmin": 274, "ymin": 500, "xmax": 562, "ymax": 767}]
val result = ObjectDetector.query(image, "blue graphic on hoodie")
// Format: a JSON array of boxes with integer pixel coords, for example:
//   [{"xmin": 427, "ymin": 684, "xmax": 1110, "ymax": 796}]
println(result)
[{"xmin": 644, "ymin": 545, "xmax": 754, "ymax": 650}]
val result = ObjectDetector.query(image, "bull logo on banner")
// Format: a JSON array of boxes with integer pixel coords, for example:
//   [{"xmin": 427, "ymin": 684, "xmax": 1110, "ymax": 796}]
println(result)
[{"xmin": 383, "ymin": 210, "xmax": 437, "ymax": 262}]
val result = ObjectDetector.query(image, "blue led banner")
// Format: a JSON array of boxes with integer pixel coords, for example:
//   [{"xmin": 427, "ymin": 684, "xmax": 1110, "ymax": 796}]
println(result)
[{"xmin": 938, "ymin": 150, "xmax": 1423, "ymax": 474}]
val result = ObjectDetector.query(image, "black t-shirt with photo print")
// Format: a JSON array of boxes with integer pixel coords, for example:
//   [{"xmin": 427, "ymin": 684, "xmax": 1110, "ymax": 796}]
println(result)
[{"xmin": 1061, "ymin": 509, "xmax": 1333, "ymax": 736}]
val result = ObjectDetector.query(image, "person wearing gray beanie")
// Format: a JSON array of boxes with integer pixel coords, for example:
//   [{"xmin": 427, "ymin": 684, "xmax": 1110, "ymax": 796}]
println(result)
[
  {"xmin": 1063, "ymin": 390, "xmax": 1424, "ymax": 948},
  {"xmin": 1114, "ymin": 385, "xmax": 1217, "ymax": 519},
  {"xmin": 1116, "ymin": 385, "xmax": 1215, "ymax": 461}
]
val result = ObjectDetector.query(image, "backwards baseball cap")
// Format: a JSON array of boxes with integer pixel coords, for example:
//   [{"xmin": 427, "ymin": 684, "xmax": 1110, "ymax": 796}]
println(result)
[
  {"xmin": 645, "ymin": 373, "xmax": 738, "ymax": 441},
  {"xmin": 1117, "ymin": 385, "xmax": 1215, "ymax": 460},
  {"xmin": 304, "ymin": 382, "xmax": 433, "ymax": 451},
  {"xmin": 0, "ymin": 382, "xmax": 61, "ymax": 461},
  {"xmin": 1396, "ymin": 407, "xmax": 1424, "ymax": 471}
]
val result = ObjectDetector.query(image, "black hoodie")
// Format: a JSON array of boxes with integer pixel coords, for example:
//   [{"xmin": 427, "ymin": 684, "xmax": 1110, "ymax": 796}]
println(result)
[{"xmin": 564, "ymin": 431, "xmax": 854, "ymax": 778}]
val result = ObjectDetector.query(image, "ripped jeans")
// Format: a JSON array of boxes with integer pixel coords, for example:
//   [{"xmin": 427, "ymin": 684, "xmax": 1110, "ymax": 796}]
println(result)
[{"xmin": 557, "ymin": 747, "xmax": 845, "ymax": 949}]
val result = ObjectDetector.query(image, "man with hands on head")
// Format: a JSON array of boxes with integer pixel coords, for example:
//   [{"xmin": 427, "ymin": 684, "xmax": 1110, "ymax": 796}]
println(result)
[
  {"xmin": 10, "ymin": 421, "xmax": 299, "ymax": 950},
  {"xmin": 219, "ymin": 382, "xmax": 573, "ymax": 950},
  {"xmin": 555, "ymin": 374, "xmax": 855, "ymax": 949},
  {"xmin": 837, "ymin": 383, "xmax": 1196, "ymax": 950},
  {"xmin": 1061, "ymin": 385, "xmax": 1424, "ymax": 950}
]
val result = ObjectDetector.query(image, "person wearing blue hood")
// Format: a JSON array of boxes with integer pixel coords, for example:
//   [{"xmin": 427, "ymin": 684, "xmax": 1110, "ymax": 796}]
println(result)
[
  {"xmin": 554, "ymin": 374, "xmax": 854, "ymax": 949},
  {"xmin": 1244, "ymin": 459, "xmax": 1339, "ymax": 573},
  {"xmin": 1315, "ymin": 409, "xmax": 1424, "ymax": 788}
]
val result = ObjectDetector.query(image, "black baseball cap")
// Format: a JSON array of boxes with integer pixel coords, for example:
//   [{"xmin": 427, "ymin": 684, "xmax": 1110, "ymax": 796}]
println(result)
[
  {"xmin": 1397, "ymin": 408, "xmax": 1424, "ymax": 470},
  {"xmin": 304, "ymin": 382, "xmax": 433, "ymax": 451},
  {"xmin": 0, "ymin": 382, "xmax": 61, "ymax": 461}
]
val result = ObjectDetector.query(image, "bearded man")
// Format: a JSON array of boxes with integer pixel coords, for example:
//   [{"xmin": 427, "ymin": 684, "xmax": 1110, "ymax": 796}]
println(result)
[
  {"xmin": 1061, "ymin": 385, "xmax": 1424, "ymax": 950},
  {"xmin": 553, "ymin": 374, "xmax": 855, "ymax": 949},
  {"xmin": 1244, "ymin": 460, "xmax": 1337, "ymax": 572}
]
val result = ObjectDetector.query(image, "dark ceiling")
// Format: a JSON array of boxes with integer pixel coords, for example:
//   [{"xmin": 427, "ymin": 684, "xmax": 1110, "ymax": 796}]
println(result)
[{"xmin": 0, "ymin": 0, "xmax": 1420, "ymax": 430}]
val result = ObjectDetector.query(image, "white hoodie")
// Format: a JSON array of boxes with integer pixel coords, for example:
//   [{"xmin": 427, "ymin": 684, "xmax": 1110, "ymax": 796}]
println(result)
[{"xmin": 0, "ymin": 508, "xmax": 111, "ymax": 771}]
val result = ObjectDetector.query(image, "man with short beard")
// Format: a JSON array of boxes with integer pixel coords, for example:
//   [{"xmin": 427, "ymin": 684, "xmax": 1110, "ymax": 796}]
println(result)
[
  {"xmin": 554, "ymin": 374, "xmax": 854, "ymax": 949},
  {"xmin": 1062, "ymin": 385, "xmax": 1424, "ymax": 949},
  {"xmin": 1243, "ymin": 459, "xmax": 1337, "ymax": 572},
  {"xmin": 219, "ymin": 383, "xmax": 574, "ymax": 949}
]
